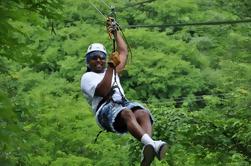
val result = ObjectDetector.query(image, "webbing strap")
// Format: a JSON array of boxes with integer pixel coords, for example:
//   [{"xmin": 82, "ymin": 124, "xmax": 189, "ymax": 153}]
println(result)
[{"xmin": 94, "ymin": 130, "xmax": 104, "ymax": 143}]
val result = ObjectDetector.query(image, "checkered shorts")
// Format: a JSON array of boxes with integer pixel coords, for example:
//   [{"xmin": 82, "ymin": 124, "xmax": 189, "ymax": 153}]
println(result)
[{"xmin": 95, "ymin": 100, "xmax": 154, "ymax": 134}]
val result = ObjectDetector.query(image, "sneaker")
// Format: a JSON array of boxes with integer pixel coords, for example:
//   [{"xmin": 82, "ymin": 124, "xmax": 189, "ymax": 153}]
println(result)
[
  {"xmin": 154, "ymin": 141, "xmax": 168, "ymax": 160},
  {"xmin": 140, "ymin": 144, "xmax": 155, "ymax": 166}
]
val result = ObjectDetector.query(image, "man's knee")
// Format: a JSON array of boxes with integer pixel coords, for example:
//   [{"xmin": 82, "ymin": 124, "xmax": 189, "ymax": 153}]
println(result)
[
  {"xmin": 121, "ymin": 109, "xmax": 135, "ymax": 121},
  {"xmin": 134, "ymin": 109, "xmax": 149, "ymax": 119}
]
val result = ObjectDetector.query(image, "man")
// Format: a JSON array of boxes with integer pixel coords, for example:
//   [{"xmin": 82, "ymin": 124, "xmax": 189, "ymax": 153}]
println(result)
[{"xmin": 81, "ymin": 18, "xmax": 167, "ymax": 166}]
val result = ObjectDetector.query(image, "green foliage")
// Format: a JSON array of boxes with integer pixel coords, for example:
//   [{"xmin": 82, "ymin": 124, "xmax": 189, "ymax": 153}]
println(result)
[
  {"xmin": 1, "ymin": 0, "xmax": 250, "ymax": 165},
  {"xmin": 0, "ymin": 0, "xmax": 63, "ymax": 65},
  {"xmin": 0, "ymin": 91, "xmax": 22, "ymax": 165}
]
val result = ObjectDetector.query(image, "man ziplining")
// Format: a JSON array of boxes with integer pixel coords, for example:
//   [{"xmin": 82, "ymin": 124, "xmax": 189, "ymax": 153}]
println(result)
[{"xmin": 80, "ymin": 17, "xmax": 168, "ymax": 166}]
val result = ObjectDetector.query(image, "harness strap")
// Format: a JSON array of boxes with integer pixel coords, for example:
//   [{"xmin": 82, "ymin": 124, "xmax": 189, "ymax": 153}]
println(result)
[
  {"xmin": 94, "ymin": 130, "xmax": 104, "ymax": 143},
  {"xmin": 95, "ymin": 90, "xmax": 113, "ymax": 113},
  {"xmin": 96, "ymin": 74, "xmax": 127, "ymax": 112}
]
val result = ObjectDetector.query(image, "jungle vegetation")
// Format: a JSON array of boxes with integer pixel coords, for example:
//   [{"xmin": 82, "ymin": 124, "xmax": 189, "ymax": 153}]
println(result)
[{"xmin": 1, "ymin": 0, "xmax": 251, "ymax": 165}]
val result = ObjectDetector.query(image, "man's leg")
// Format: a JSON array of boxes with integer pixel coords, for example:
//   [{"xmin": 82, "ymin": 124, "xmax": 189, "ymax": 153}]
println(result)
[
  {"xmin": 114, "ymin": 109, "xmax": 167, "ymax": 164},
  {"xmin": 132, "ymin": 109, "xmax": 168, "ymax": 161},
  {"xmin": 115, "ymin": 109, "xmax": 155, "ymax": 166},
  {"xmin": 118, "ymin": 109, "xmax": 145, "ymax": 140},
  {"xmin": 133, "ymin": 109, "xmax": 152, "ymax": 136}
]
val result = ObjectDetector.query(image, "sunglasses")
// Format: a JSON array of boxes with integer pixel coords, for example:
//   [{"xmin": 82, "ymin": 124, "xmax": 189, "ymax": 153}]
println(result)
[{"xmin": 89, "ymin": 51, "xmax": 106, "ymax": 60}]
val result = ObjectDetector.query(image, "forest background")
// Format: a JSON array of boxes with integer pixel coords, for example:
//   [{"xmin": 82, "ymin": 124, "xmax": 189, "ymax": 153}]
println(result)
[{"xmin": 1, "ymin": 0, "xmax": 251, "ymax": 165}]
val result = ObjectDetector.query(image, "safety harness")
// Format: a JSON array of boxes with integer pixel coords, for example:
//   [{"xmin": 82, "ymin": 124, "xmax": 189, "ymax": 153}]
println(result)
[
  {"xmin": 95, "ymin": 18, "xmax": 127, "ymax": 111},
  {"xmin": 93, "ymin": 12, "xmax": 128, "ymax": 143},
  {"xmin": 89, "ymin": 1, "xmax": 135, "ymax": 143}
]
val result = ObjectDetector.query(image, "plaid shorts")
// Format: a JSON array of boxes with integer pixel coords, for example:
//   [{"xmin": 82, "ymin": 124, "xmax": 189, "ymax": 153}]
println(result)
[{"xmin": 95, "ymin": 100, "xmax": 154, "ymax": 134}]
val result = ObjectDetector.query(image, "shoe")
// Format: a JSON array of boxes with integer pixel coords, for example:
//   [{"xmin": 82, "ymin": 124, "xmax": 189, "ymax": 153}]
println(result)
[
  {"xmin": 154, "ymin": 141, "xmax": 168, "ymax": 160},
  {"xmin": 140, "ymin": 144, "xmax": 155, "ymax": 166}
]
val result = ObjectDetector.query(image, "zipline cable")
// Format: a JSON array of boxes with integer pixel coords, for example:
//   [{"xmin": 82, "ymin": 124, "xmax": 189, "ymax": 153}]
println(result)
[
  {"xmin": 122, "ymin": 19, "xmax": 251, "ymax": 29},
  {"xmin": 90, "ymin": 0, "xmax": 133, "ymax": 63},
  {"xmin": 89, "ymin": 2, "xmax": 107, "ymax": 19},
  {"xmin": 92, "ymin": 1, "xmax": 251, "ymax": 28},
  {"xmin": 89, "ymin": 1, "xmax": 250, "ymax": 104},
  {"xmin": 99, "ymin": 0, "xmax": 111, "ymax": 9}
]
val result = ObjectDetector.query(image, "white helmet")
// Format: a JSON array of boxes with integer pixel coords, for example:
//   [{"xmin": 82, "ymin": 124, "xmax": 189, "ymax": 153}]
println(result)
[{"xmin": 86, "ymin": 43, "xmax": 107, "ymax": 56}]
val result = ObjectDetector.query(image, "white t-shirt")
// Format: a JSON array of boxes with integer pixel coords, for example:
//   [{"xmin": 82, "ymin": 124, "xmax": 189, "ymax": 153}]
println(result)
[{"xmin": 80, "ymin": 70, "xmax": 125, "ymax": 114}]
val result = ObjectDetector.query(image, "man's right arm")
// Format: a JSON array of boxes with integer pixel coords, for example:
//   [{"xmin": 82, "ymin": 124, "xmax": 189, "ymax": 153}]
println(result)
[{"xmin": 94, "ymin": 65, "xmax": 114, "ymax": 98}]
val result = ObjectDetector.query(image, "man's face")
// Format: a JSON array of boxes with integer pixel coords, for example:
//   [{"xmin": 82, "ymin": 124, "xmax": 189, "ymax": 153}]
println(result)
[{"xmin": 88, "ymin": 52, "xmax": 106, "ymax": 73}]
